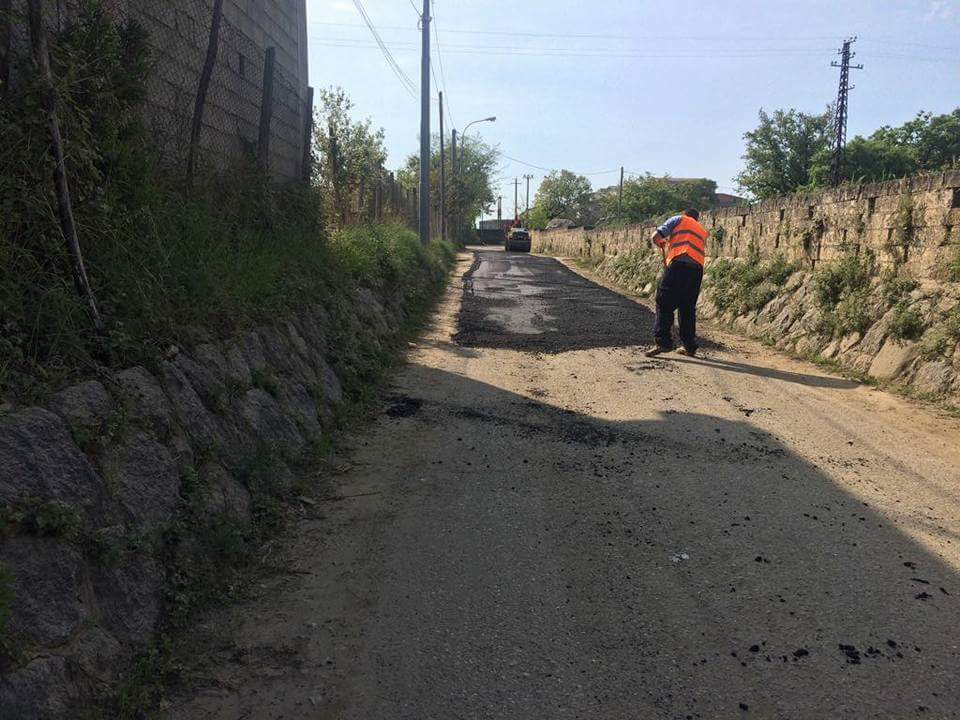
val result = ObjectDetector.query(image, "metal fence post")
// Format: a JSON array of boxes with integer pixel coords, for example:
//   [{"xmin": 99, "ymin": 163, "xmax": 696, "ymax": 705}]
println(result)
[
  {"xmin": 300, "ymin": 85, "xmax": 314, "ymax": 183},
  {"xmin": 186, "ymin": 0, "xmax": 224, "ymax": 183},
  {"xmin": 257, "ymin": 46, "xmax": 276, "ymax": 171},
  {"xmin": 0, "ymin": 0, "xmax": 12, "ymax": 96}
]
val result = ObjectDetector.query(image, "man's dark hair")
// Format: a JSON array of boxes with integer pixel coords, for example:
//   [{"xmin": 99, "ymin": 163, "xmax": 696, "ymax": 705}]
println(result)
[{"xmin": 684, "ymin": 208, "xmax": 700, "ymax": 220}]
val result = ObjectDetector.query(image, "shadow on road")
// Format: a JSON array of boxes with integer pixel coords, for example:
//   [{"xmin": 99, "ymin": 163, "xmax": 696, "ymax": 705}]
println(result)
[
  {"xmin": 334, "ymin": 364, "xmax": 960, "ymax": 719},
  {"xmin": 670, "ymin": 354, "xmax": 861, "ymax": 390}
]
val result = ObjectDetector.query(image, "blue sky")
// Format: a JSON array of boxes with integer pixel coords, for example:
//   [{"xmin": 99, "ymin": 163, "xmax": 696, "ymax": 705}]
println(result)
[{"xmin": 305, "ymin": 0, "xmax": 959, "ymax": 213}]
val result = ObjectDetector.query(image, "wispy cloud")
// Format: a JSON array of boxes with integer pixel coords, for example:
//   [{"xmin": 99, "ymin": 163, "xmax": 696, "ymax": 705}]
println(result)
[{"xmin": 924, "ymin": 0, "xmax": 954, "ymax": 22}]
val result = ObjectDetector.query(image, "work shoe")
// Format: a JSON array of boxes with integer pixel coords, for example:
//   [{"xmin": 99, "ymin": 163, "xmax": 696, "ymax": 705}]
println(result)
[
  {"xmin": 676, "ymin": 347, "xmax": 697, "ymax": 357},
  {"xmin": 644, "ymin": 346, "xmax": 671, "ymax": 357}
]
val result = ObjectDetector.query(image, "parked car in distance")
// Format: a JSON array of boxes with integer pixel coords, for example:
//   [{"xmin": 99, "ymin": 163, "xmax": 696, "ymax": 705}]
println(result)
[{"xmin": 505, "ymin": 227, "xmax": 531, "ymax": 252}]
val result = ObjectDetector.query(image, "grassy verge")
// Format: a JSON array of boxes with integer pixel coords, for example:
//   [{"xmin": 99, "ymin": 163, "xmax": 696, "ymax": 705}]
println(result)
[{"xmin": 87, "ymin": 225, "xmax": 454, "ymax": 720}]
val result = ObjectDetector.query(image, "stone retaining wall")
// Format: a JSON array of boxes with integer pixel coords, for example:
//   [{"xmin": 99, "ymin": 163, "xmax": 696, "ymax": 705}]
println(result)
[
  {"xmin": 534, "ymin": 173, "xmax": 960, "ymax": 405},
  {"xmin": 534, "ymin": 171, "xmax": 960, "ymax": 281},
  {"xmin": 0, "ymin": 273, "xmax": 433, "ymax": 718}
]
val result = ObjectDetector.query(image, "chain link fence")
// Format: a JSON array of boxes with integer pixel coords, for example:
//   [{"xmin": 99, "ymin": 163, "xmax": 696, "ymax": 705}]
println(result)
[
  {"xmin": 2, "ymin": 0, "xmax": 422, "ymax": 228},
  {"xmin": 2, "ymin": 0, "xmax": 312, "ymax": 183},
  {"xmin": 130, "ymin": 0, "xmax": 309, "ymax": 182}
]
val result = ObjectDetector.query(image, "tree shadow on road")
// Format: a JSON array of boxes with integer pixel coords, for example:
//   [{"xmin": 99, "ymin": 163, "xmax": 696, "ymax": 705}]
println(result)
[{"xmin": 345, "ymin": 364, "xmax": 960, "ymax": 719}]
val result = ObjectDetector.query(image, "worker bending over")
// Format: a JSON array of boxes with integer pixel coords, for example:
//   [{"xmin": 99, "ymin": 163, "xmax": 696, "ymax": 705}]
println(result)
[{"xmin": 645, "ymin": 208, "xmax": 707, "ymax": 358}]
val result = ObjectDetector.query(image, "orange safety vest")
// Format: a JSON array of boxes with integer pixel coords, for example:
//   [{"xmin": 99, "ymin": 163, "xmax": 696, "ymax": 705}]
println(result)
[{"xmin": 659, "ymin": 215, "xmax": 707, "ymax": 267}]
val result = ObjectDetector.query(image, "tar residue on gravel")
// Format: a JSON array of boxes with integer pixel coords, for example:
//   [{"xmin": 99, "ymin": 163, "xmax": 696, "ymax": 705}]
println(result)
[
  {"xmin": 454, "ymin": 252, "xmax": 657, "ymax": 353},
  {"xmin": 385, "ymin": 394, "xmax": 423, "ymax": 418}
]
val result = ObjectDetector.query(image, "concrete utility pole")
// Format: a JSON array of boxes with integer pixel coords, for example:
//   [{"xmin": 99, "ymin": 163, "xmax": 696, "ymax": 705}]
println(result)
[
  {"xmin": 450, "ymin": 129, "xmax": 457, "ymax": 239},
  {"xmin": 514, "ymin": 178, "xmax": 519, "ymax": 222},
  {"xmin": 618, "ymin": 166, "xmax": 624, "ymax": 222},
  {"xmin": 497, "ymin": 195, "xmax": 502, "ymax": 224},
  {"xmin": 439, "ymin": 91, "xmax": 446, "ymax": 241},
  {"xmin": 829, "ymin": 37, "xmax": 863, "ymax": 186},
  {"xmin": 450, "ymin": 129, "xmax": 457, "ymax": 176},
  {"xmin": 418, "ymin": 0, "xmax": 431, "ymax": 245},
  {"xmin": 524, "ymin": 174, "xmax": 534, "ymax": 218}
]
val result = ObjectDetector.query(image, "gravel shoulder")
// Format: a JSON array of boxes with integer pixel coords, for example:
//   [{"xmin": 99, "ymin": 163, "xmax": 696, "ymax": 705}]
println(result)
[{"xmin": 161, "ymin": 248, "xmax": 960, "ymax": 720}]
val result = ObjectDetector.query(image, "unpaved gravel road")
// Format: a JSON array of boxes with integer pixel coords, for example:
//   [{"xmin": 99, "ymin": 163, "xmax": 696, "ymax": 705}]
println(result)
[{"xmin": 163, "ymin": 248, "xmax": 960, "ymax": 720}]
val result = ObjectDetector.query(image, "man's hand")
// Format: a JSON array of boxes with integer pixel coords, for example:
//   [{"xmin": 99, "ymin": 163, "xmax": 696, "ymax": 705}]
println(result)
[{"xmin": 651, "ymin": 230, "xmax": 667, "ymax": 267}]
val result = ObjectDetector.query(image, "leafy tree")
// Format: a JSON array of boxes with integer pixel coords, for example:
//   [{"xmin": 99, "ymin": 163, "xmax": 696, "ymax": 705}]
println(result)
[
  {"xmin": 313, "ymin": 86, "xmax": 387, "ymax": 227},
  {"xmin": 523, "ymin": 204, "xmax": 551, "ymax": 230},
  {"xmin": 530, "ymin": 170, "xmax": 594, "ymax": 226},
  {"xmin": 809, "ymin": 136, "xmax": 918, "ymax": 186},
  {"xmin": 736, "ymin": 108, "xmax": 832, "ymax": 198},
  {"xmin": 601, "ymin": 175, "xmax": 717, "ymax": 225},
  {"xmin": 750, "ymin": 106, "xmax": 960, "ymax": 191},
  {"xmin": 398, "ymin": 134, "xmax": 498, "ymax": 242}
]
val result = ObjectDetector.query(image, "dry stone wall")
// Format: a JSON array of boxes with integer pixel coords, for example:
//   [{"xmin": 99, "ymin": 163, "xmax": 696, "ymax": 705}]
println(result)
[
  {"xmin": 534, "ymin": 171, "xmax": 960, "ymax": 281},
  {"xmin": 0, "ymin": 274, "xmax": 426, "ymax": 719},
  {"xmin": 533, "ymin": 172, "xmax": 960, "ymax": 405}
]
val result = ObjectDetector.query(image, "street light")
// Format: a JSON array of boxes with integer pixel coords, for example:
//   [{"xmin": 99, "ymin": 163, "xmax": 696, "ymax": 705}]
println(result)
[
  {"xmin": 450, "ymin": 116, "xmax": 495, "ymax": 241},
  {"xmin": 457, "ymin": 116, "xmax": 496, "ymax": 173}
]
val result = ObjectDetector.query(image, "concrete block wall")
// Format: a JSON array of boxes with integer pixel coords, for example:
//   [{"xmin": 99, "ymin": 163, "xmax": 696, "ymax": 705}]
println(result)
[
  {"xmin": 534, "ymin": 170, "xmax": 960, "ymax": 281},
  {"xmin": 4, "ymin": 0, "xmax": 311, "ymax": 183},
  {"xmin": 129, "ymin": 0, "xmax": 310, "ymax": 183}
]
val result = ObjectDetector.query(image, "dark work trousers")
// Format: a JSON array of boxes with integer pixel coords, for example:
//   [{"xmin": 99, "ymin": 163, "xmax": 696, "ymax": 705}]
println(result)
[{"xmin": 654, "ymin": 259, "xmax": 704, "ymax": 351}]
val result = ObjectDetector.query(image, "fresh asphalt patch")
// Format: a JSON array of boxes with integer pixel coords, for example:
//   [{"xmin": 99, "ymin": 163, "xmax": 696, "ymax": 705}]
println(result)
[
  {"xmin": 454, "ymin": 250, "xmax": 725, "ymax": 354},
  {"xmin": 454, "ymin": 251, "xmax": 656, "ymax": 352}
]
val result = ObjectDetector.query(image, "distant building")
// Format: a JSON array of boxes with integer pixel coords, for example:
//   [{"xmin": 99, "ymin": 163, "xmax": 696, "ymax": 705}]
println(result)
[{"xmin": 715, "ymin": 192, "xmax": 746, "ymax": 208}]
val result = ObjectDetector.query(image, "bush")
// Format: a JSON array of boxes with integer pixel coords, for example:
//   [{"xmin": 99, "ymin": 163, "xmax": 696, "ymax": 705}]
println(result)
[
  {"xmin": 812, "ymin": 252, "xmax": 879, "ymax": 338},
  {"xmin": 888, "ymin": 300, "xmax": 924, "ymax": 341},
  {"xmin": 813, "ymin": 252, "xmax": 873, "ymax": 308},
  {"xmin": 0, "ymin": 5, "xmax": 453, "ymax": 405},
  {"xmin": 921, "ymin": 308, "xmax": 960, "ymax": 358},
  {"xmin": 598, "ymin": 247, "xmax": 660, "ymax": 294},
  {"xmin": 949, "ymin": 246, "xmax": 960, "ymax": 283},
  {"xmin": 879, "ymin": 268, "xmax": 919, "ymax": 307},
  {"xmin": 707, "ymin": 252, "xmax": 798, "ymax": 314}
]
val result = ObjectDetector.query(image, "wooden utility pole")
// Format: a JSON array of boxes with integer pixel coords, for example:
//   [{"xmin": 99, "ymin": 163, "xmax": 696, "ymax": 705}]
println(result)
[
  {"xmin": 186, "ymin": 0, "xmax": 224, "ymax": 183},
  {"xmin": 26, "ymin": 0, "xmax": 103, "ymax": 332},
  {"xmin": 257, "ymin": 46, "xmax": 277, "ymax": 171}
]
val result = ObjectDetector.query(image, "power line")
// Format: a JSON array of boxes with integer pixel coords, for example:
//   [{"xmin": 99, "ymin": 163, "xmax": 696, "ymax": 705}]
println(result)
[
  {"xmin": 432, "ymin": 7, "xmax": 454, "ymax": 129},
  {"xmin": 351, "ymin": 0, "xmax": 417, "ymax": 98},
  {"xmin": 309, "ymin": 37, "xmax": 836, "ymax": 59},
  {"xmin": 309, "ymin": 21, "xmax": 842, "ymax": 42},
  {"xmin": 500, "ymin": 153, "xmax": 619, "ymax": 176}
]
